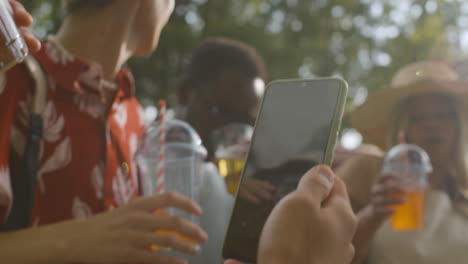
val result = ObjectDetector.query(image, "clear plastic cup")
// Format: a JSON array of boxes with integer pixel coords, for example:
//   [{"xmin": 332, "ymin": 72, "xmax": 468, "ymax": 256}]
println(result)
[
  {"xmin": 211, "ymin": 123, "xmax": 252, "ymax": 195},
  {"xmin": 0, "ymin": 0, "xmax": 28, "ymax": 73},
  {"xmin": 136, "ymin": 119, "xmax": 207, "ymax": 246},
  {"xmin": 382, "ymin": 143, "xmax": 432, "ymax": 231}
]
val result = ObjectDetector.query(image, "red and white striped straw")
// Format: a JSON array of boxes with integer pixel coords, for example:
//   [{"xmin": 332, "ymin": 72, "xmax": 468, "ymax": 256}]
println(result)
[{"xmin": 156, "ymin": 100, "xmax": 166, "ymax": 194}]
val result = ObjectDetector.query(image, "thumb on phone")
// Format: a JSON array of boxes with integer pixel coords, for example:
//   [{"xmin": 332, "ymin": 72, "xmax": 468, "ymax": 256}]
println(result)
[{"xmin": 297, "ymin": 165, "xmax": 335, "ymax": 205}]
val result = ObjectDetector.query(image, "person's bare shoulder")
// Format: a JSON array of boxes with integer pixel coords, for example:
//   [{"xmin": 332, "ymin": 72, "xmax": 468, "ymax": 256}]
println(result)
[
  {"xmin": 356, "ymin": 143, "xmax": 385, "ymax": 157},
  {"xmin": 335, "ymin": 144, "xmax": 384, "ymax": 212}
]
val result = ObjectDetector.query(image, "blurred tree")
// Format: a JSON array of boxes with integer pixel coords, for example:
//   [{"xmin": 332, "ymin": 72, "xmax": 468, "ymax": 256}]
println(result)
[{"xmin": 20, "ymin": 0, "xmax": 468, "ymax": 114}]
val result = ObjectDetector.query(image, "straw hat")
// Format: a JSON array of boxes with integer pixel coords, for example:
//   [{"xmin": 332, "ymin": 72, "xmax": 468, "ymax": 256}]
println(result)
[{"xmin": 351, "ymin": 61, "xmax": 468, "ymax": 150}]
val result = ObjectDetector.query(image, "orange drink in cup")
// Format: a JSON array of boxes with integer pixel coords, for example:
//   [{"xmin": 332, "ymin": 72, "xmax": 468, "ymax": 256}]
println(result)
[
  {"xmin": 382, "ymin": 144, "xmax": 432, "ymax": 231},
  {"xmin": 390, "ymin": 190, "xmax": 425, "ymax": 230}
]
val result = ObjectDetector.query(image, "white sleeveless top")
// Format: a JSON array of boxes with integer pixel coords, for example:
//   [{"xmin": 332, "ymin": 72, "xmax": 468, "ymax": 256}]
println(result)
[{"xmin": 368, "ymin": 190, "xmax": 468, "ymax": 264}]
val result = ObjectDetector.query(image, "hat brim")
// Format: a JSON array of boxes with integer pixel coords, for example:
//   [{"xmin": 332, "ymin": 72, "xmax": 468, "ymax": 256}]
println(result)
[{"xmin": 351, "ymin": 79, "xmax": 468, "ymax": 150}]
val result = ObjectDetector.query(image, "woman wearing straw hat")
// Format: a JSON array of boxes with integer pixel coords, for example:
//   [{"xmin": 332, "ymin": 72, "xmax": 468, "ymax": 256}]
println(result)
[{"xmin": 338, "ymin": 61, "xmax": 468, "ymax": 264}]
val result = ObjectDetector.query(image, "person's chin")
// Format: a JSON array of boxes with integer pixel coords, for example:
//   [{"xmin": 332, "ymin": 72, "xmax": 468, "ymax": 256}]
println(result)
[
  {"xmin": 134, "ymin": 39, "xmax": 159, "ymax": 56},
  {"xmin": 134, "ymin": 46, "xmax": 157, "ymax": 56}
]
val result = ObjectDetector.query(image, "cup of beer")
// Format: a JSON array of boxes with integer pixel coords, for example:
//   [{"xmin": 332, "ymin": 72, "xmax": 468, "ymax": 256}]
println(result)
[
  {"xmin": 0, "ymin": 0, "xmax": 28, "ymax": 73},
  {"xmin": 382, "ymin": 144, "xmax": 432, "ymax": 231},
  {"xmin": 136, "ymin": 118, "xmax": 207, "ymax": 249},
  {"xmin": 211, "ymin": 123, "xmax": 253, "ymax": 195}
]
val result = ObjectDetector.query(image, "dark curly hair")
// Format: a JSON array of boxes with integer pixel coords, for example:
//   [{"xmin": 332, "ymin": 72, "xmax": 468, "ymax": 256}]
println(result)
[
  {"xmin": 184, "ymin": 37, "xmax": 268, "ymax": 89},
  {"xmin": 62, "ymin": 0, "xmax": 116, "ymax": 14}
]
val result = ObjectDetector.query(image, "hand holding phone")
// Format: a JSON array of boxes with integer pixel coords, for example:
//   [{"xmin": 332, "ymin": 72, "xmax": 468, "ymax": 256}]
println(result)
[
  {"xmin": 223, "ymin": 166, "xmax": 357, "ymax": 264},
  {"xmin": 258, "ymin": 165, "xmax": 356, "ymax": 264},
  {"xmin": 223, "ymin": 78, "xmax": 348, "ymax": 263}
]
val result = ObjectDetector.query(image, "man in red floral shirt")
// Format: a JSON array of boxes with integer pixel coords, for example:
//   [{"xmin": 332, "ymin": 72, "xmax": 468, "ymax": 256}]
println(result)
[
  {"xmin": 0, "ymin": 1, "xmax": 359, "ymax": 264},
  {"xmin": 0, "ymin": 1, "xmax": 208, "ymax": 263}
]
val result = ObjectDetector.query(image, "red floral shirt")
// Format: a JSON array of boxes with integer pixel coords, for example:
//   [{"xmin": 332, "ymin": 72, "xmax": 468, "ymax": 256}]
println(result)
[{"xmin": 0, "ymin": 38, "xmax": 146, "ymax": 226}]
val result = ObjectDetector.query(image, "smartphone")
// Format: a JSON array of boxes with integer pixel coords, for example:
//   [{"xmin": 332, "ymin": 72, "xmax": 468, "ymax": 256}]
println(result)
[{"xmin": 222, "ymin": 77, "xmax": 348, "ymax": 263}]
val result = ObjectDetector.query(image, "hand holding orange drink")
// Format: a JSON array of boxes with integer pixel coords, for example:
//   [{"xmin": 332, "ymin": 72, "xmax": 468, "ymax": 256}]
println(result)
[
  {"xmin": 136, "ymin": 102, "xmax": 208, "ymax": 252},
  {"xmin": 380, "ymin": 144, "xmax": 432, "ymax": 231}
]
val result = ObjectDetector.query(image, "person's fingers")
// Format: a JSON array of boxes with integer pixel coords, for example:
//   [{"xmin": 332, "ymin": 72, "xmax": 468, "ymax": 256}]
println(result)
[
  {"xmin": 296, "ymin": 165, "xmax": 334, "ymax": 206},
  {"xmin": 322, "ymin": 177, "xmax": 350, "ymax": 206},
  {"xmin": 328, "ymin": 197, "xmax": 356, "ymax": 230},
  {"xmin": 372, "ymin": 196, "xmax": 405, "ymax": 207},
  {"xmin": 243, "ymin": 179, "xmax": 275, "ymax": 193},
  {"xmin": 133, "ymin": 232, "xmax": 200, "ymax": 256},
  {"xmin": 372, "ymin": 206, "xmax": 396, "ymax": 216},
  {"xmin": 239, "ymin": 189, "xmax": 262, "ymax": 205},
  {"xmin": 133, "ymin": 213, "xmax": 208, "ymax": 242},
  {"xmin": 377, "ymin": 172, "xmax": 401, "ymax": 184},
  {"xmin": 250, "ymin": 182, "xmax": 275, "ymax": 202},
  {"xmin": 371, "ymin": 183, "xmax": 406, "ymax": 197},
  {"xmin": 323, "ymin": 179, "xmax": 357, "ymax": 238},
  {"xmin": 149, "ymin": 214, "xmax": 208, "ymax": 243},
  {"xmin": 8, "ymin": 0, "xmax": 41, "ymax": 52},
  {"xmin": 131, "ymin": 192, "xmax": 202, "ymax": 216},
  {"xmin": 255, "ymin": 189, "xmax": 274, "ymax": 202},
  {"xmin": 19, "ymin": 27, "xmax": 41, "ymax": 52},
  {"xmin": 111, "ymin": 212, "xmax": 205, "ymax": 241},
  {"xmin": 10, "ymin": 0, "xmax": 33, "ymax": 26},
  {"xmin": 254, "ymin": 179, "xmax": 277, "ymax": 192},
  {"xmin": 321, "ymin": 176, "xmax": 349, "ymax": 207}
]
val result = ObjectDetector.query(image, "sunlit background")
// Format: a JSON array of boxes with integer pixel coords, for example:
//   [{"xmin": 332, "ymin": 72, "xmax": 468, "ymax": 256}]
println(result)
[{"xmin": 22, "ymin": 0, "xmax": 468, "ymax": 149}]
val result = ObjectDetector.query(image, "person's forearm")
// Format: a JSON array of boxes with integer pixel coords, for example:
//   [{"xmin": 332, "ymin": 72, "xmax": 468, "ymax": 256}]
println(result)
[
  {"xmin": 352, "ymin": 205, "xmax": 388, "ymax": 264},
  {"xmin": 0, "ymin": 223, "xmax": 71, "ymax": 264}
]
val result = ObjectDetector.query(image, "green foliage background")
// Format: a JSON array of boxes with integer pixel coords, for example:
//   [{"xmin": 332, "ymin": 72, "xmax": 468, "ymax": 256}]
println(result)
[{"xmin": 19, "ymin": 0, "xmax": 468, "ymax": 120}]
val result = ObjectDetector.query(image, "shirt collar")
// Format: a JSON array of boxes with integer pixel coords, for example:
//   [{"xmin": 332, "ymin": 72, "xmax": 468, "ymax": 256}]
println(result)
[{"xmin": 33, "ymin": 36, "xmax": 135, "ymax": 102}]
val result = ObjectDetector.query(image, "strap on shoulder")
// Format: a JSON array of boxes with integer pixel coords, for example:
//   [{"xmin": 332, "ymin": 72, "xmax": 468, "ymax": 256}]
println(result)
[
  {"xmin": 0, "ymin": 56, "xmax": 47, "ymax": 231},
  {"xmin": 23, "ymin": 56, "xmax": 47, "ymax": 115}
]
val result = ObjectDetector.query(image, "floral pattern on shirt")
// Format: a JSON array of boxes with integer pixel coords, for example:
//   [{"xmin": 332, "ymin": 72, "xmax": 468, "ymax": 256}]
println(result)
[
  {"xmin": 0, "ymin": 167, "xmax": 11, "ymax": 219},
  {"xmin": 0, "ymin": 38, "xmax": 146, "ymax": 227},
  {"xmin": 72, "ymin": 196, "xmax": 94, "ymax": 219},
  {"xmin": 91, "ymin": 162, "xmax": 105, "ymax": 200},
  {"xmin": 42, "ymin": 101, "xmax": 66, "ymax": 143},
  {"xmin": 0, "ymin": 73, "xmax": 6, "ymax": 96},
  {"xmin": 113, "ymin": 164, "xmax": 136, "ymax": 207},
  {"xmin": 37, "ymin": 136, "xmax": 72, "ymax": 193},
  {"xmin": 45, "ymin": 40, "xmax": 74, "ymax": 65},
  {"xmin": 73, "ymin": 93, "xmax": 106, "ymax": 119},
  {"xmin": 113, "ymin": 103, "xmax": 128, "ymax": 132}
]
